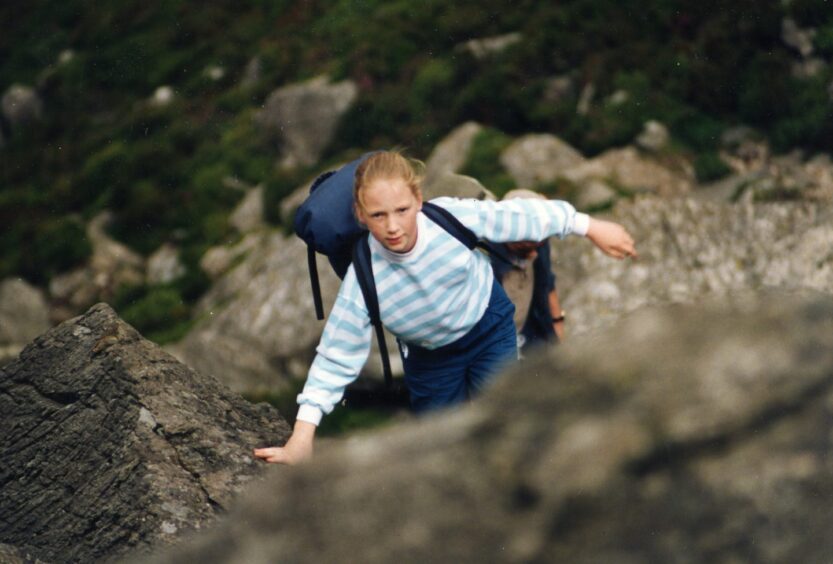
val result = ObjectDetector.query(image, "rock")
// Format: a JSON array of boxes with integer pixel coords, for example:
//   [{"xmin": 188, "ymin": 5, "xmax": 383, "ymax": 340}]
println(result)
[
  {"xmin": 147, "ymin": 244, "xmax": 187, "ymax": 285},
  {"xmin": 791, "ymin": 57, "xmax": 826, "ymax": 79},
  {"xmin": 229, "ymin": 185, "xmax": 265, "ymax": 233},
  {"xmin": 576, "ymin": 82, "xmax": 595, "ymax": 115},
  {"xmin": 178, "ymin": 228, "xmax": 401, "ymax": 394},
  {"xmin": 422, "ymin": 171, "xmax": 496, "ymax": 202},
  {"xmin": 607, "ymin": 89, "xmax": 629, "ymax": 106},
  {"xmin": 456, "ymin": 32, "xmax": 522, "ymax": 59},
  {"xmin": 242, "ymin": 56, "xmax": 262, "ymax": 88},
  {"xmin": 57, "ymin": 49, "xmax": 75, "ymax": 64},
  {"xmin": 255, "ymin": 76, "xmax": 358, "ymax": 169},
  {"xmin": 150, "ymin": 86, "xmax": 175, "ymax": 107},
  {"xmin": 1, "ymin": 84, "xmax": 43, "ymax": 129},
  {"xmin": 720, "ymin": 125, "xmax": 761, "ymax": 150},
  {"xmin": 173, "ymin": 232, "xmax": 343, "ymax": 393},
  {"xmin": 200, "ymin": 232, "xmax": 263, "ymax": 280},
  {"xmin": 204, "ymin": 65, "xmax": 225, "ymax": 81},
  {"xmin": 803, "ymin": 154, "xmax": 833, "ymax": 201},
  {"xmin": 782, "ymin": 18, "xmax": 815, "ymax": 58},
  {"xmin": 139, "ymin": 290, "xmax": 833, "ymax": 563},
  {"xmin": 553, "ymin": 195, "xmax": 833, "ymax": 337},
  {"xmin": 704, "ymin": 152, "xmax": 833, "ymax": 204},
  {"xmin": 574, "ymin": 179, "xmax": 616, "ymax": 211},
  {"xmin": 499, "ymin": 134, "xmax": 586, "ymax": 188},
  {"xmin": 0, "ymin": 303, "xmax": 290, "ymax": 564},
  {"xmin": 423, "ymin": 122, "xmax": 483, "ymax": 189},
  {"xmin": 48, "ymin": 268, "xmax": 96, "ymax": 322},
  {"xmin": 0, "ymin": 278, "xmax": 50, "ymax": 366},
  {"xmin": 542, "ymin": 75, "xmax": 576, "ymax": 105},
  {"xmin": 0, "ymin": 544, "xmax": 47, "ymax": 564},
  {"xmin": 635, "ymin": 120, "xmax": 670, "ymax": 152},
  {"xmin": 561, "ymin": 146, "xmax": 693, "ymax": 197},
  {"xmin": 49, "ymin": 212, "xmax": 145, "ymax": 317}
]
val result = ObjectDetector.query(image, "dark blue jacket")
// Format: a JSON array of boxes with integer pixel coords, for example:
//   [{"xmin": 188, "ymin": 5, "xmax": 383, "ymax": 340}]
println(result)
[{"xmin": 491, "ymin": 240, "xmax": 557, "ymax": 350}]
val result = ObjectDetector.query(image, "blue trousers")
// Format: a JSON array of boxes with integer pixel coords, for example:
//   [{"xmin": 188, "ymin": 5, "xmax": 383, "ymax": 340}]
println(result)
[{"xmin": 400, "ymin": 278, "xmax": 518, "ymax": 414}]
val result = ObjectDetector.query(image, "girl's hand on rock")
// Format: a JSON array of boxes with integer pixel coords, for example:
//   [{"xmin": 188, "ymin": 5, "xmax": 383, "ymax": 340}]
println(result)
[{"xmin": 254, "ymin": 420, "xmax": 316, "ymax": 465}]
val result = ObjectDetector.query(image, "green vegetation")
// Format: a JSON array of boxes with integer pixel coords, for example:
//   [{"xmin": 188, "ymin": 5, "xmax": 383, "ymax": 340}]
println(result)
[
  {"xmin": 2, "ymin": 0, "xmax": 831, "ymax": 342},
  {"xmin": 460, "ymin": 128, "xmax": 515, "ymax": 197}
]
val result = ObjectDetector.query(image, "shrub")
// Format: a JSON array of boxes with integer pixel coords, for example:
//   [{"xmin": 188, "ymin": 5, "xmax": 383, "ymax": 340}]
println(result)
[
  {"xmin": 29, "ymin": 216, "xmax": 92, "ymax": 282},
  {"xmin": 116, "ymin": 284, "xmax": 191, "ymax": 343},
  {"xmin": 693, "ymin": 151, "xmax": 732, "ymax": 183}
]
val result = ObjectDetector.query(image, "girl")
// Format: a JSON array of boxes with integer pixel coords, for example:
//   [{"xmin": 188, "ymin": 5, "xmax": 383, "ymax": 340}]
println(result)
[{"xmin": 255, "ymin": 151, "xmax": 636, "ymax": 465}]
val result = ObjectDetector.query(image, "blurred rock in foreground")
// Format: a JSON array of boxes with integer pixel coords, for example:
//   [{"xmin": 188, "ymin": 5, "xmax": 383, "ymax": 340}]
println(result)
[
  {"xmin": 0, "ymin": 304, "xmax": 291, "ymax": 564},
  {"xmin": 143, "ymin": 290, "xmax": 833, "ymax": 563}
]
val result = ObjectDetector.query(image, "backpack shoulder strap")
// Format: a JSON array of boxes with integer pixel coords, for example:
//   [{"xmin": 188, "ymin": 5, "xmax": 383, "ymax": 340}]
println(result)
[
  {"xmin": 421, "ymin": 201, "xmax": 515, "ymax": 266},
  {"xmin": 352, "ymin": 233, "xmax": 393, "ymax": 388},
  {"xmin": 421, "ymin": 201, "xmax": 477, "ymax": 248}
]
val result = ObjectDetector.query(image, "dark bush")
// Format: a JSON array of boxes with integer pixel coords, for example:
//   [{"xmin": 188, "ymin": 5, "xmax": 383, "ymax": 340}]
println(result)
[
  {"xmin": 117, "ymin": 284, "xmax": 191, "ymax": 343},
  {"xmin": 36, "ymin": 216, "xmax": 91, "ymax": 276},
  {"xmin": 694, "ymin": 151, "xmax": 732, "ymax": 183}
]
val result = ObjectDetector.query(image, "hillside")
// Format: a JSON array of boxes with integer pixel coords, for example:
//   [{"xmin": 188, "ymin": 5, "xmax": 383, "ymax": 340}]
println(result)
[{"xmin": 2, "ymin": 0, "xmax": 832, "ymax": 341}]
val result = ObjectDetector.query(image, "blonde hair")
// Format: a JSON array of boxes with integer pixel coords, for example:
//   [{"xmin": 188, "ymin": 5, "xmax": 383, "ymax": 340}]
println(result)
[{"xmin": 354, "ymin": 150, "xmax": 424, "ymax": 209}]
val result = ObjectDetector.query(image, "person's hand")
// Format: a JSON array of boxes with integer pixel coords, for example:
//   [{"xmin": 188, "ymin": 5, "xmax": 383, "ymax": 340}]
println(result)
[
  {"xmin": 254, "ymin": 420, "xmax": 316, "ymax": 465},
  {"xmin": 586, "ymin": 218, "xmax": 638, "ymax": 260}
]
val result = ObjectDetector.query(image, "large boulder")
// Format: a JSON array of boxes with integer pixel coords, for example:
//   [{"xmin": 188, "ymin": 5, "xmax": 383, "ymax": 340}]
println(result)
[
  {"xmin": 174, "ymin": 229, "xmax": 401, "ymax": 394},
  {"xmin": 0, "ymin": 303, "xmax": 290, "ymax": 564},
  {"xmin": 171, "ymin": 232, "xmax": 342, "ymax": 394},
  {"xmin": 255, "ymin": 76, "xmax": 358, "ymax": 169},
  {"xmin": 561, "ymin": 146, "xmax": 693, "ymax": 197},
  {"xmin": 499, "ymin": 133, "xmax": 586, "ymax": 188},
  {"xmin": 423, "ymin": 122, "xmax": 483, "ymax": 189},
  {"xmin": 141, "ymin": 290, "xmax": 833, "ymax": 563},
  {"xmin": 553, "ymin": 195, "xmax": 833, "ymax": 337},
  {"xmin": 0, "ymin": 278, "xmax": 50, "ymax": 365}
]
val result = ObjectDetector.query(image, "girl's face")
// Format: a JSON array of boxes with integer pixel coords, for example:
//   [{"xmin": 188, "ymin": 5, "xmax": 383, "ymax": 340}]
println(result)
[{"xmin": 355, "ymin": 177, "xmax": 422, "ymax": 253}]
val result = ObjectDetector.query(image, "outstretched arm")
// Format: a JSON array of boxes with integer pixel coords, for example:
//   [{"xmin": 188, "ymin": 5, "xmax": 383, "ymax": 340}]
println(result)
[
  {"xmin": 586, "ymin": 217, "xmax": 638, "ymax": 259},
  {"xmin": 254, "ymin": 419, "xmax": 317, "ymax": 465}
]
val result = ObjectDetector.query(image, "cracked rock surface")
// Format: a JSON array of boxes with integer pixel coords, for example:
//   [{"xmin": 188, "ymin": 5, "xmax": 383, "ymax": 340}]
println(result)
[
  {"xmin": 143, "ymin": 290, "xmax": 833, "ymax": 563},
  {"xmin": 0, "ymin": 303, "xmax": 290, "ymax": 564}
]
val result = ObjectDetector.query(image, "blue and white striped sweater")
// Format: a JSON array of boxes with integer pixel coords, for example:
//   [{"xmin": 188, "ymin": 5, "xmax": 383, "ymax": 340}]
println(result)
[{"xmin": 296, "ymin": 196, "xmax": 589, "ymax": 424}]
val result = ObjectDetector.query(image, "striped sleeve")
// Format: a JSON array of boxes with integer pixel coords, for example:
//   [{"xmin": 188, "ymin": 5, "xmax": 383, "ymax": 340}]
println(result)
[
  {"xmin": 296, "ymin": 265, "xmax": 373, "ymax": 425},
  {"xmin": 431, "ymin": 197, "xmax": 590, "ymax": 242}
]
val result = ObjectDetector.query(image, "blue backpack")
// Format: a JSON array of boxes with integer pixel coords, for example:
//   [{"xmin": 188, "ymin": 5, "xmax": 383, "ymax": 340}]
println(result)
[{"xmin": 293, "ymin": 153, "xmax": 511, "ymax": 387}]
